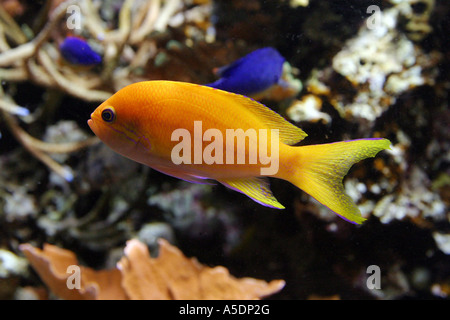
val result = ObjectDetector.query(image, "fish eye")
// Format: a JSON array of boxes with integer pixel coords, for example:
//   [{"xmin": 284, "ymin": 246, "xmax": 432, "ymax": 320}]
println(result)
[{"xmin": 101, "ymin": 107, "xmax": 116, "ymax": 123}]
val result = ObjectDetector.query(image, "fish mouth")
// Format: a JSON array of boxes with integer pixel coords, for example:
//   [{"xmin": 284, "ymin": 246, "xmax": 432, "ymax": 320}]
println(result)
[
  {"xmin": 87, "ymin": 113, "xmax": 152, "ymax": 153},
  {"xmin": 87, "ymin": 113, "xmax": 100, "ymax": 135},
  {"xmin": 87, "ymin": 117, "xmax": 94, "ymax": 131},
  {"xmin": 88, "ymin": 113, "xmax": 116, "ymax": 137}
]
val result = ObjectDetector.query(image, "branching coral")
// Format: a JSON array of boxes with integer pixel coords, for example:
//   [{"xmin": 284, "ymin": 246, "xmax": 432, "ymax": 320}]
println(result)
[
  {"xmin": 0, "ymin": 0, "xmax": 163, "ymax": 95},
  {"xmin": 0, "ymin": 91, "xmax": 97, "ymax": 182},
  {"xmin": 0, "ymin": 0, "xmax": 197, "ymax": 180}
]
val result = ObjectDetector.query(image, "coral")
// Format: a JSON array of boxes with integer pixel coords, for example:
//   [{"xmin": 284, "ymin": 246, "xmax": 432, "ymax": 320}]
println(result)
[
  {"xmin": 20, "ymin": 239, "xmax": 284, "ymax": 300},
  {"xmin": 0, "ymin": 0, "xmax": 214, "ymax": 180},
  {"xmin": 433, "ymin": 232, "xmax": 450, "ymax": 255},
  {"xmin": 0, "ymin": 249, "xmax": 28, "ymax": 278},
  {"xmin": 0, "ymin": 249, "xmax": 29, "ymax": 299},
  {"xmin": 3, "ymin": 186, "xmax": 37, "ymax": 222},
  {"xmin": 136, "ymin": 222, "xmax": 175, "ymax": 251},
  {"xmin": 287, "ymin": 1, "xmax": 448, "ymax": 242},
  {"xmin": 20, "ymin": 242, "xmax": 125, "ymax": 300},
  {"xmin": 286, "ymin": 94, "xmax": 331, "ymax": 124},
  {"xmin": 148, "ymin": 183, "xmax": 242, "ymax": 254},
  {"xmin": 345, "ymin": 165, "xmax": 447, "ymax": 224},
  {"xmin": 389, "ymin": 0, "xmax": 435, "ymax": 41},
  {"xmin": 330, "ymin": 4, "xmax": 440, "ymax": 122},
  {"xmin": 289, "ymin": 0, "xmax": 309, "ymax": 8}
]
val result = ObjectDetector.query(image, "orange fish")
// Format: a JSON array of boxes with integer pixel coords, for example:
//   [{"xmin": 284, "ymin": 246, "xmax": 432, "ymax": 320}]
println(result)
[{"xmin": 88, "ymin": 81, "xmax": 390, "ymax": 224}]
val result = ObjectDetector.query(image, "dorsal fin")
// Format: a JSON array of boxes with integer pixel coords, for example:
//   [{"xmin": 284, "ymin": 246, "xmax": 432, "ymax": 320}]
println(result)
[
  {"xmin": 234, "ymin": 93, "xmax": 307, "ymax": 145},
  {"xmin": 193, "ymin": 83, "xmax": 308, "ymax": 145}
]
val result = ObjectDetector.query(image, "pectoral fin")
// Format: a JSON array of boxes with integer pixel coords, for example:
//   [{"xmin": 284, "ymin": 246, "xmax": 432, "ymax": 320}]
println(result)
[{"xmin": 218, "ymin": 177, "xmax": 285, "ymax": 209}]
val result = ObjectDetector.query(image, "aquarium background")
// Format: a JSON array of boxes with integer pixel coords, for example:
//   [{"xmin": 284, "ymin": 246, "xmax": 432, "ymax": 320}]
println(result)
[{"xmin": 0, "ymin": 0, "xmax": 448, "ymax": 300}]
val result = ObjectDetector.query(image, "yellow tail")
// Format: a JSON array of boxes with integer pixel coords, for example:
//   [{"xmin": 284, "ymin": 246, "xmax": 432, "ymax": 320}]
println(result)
[{"xmin": 288, "ymin": 139, "xmax": 391, "ymax": 224}]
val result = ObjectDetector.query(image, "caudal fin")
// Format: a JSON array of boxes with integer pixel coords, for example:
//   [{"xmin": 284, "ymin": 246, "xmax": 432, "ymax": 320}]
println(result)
[{"xmin": 289, "ymin": 138, "xmax": 391, "ymax": 224}]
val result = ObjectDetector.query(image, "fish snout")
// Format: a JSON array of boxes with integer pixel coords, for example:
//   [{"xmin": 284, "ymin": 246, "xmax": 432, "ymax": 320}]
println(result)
[{"xmin": 87, "ymin": 114, "xmax": 97, "ymax": 134}]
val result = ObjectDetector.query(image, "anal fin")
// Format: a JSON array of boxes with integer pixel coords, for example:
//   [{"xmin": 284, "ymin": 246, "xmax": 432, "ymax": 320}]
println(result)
[{"xmin": 218, "ymin": 177, "xmax": 285, "ymax": 209}]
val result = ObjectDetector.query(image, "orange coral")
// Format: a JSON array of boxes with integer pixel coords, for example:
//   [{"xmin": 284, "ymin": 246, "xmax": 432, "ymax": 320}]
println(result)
[
  {"xmin": 19, "ymin": 243, "xmax": 125, "ymax": 300},
  {"xmin": 20, "ymin": 239, "xmax": 285, "ymax": 300}
]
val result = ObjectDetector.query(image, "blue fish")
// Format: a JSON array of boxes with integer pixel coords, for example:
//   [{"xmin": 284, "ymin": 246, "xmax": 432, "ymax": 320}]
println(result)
[
  {"xmin": 206, "ymin": 47, "xmax": 285, "ymax": 96},
  {"xmin": 59, "ymin": 36, "xmax": 102, "ymax": 66}
]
